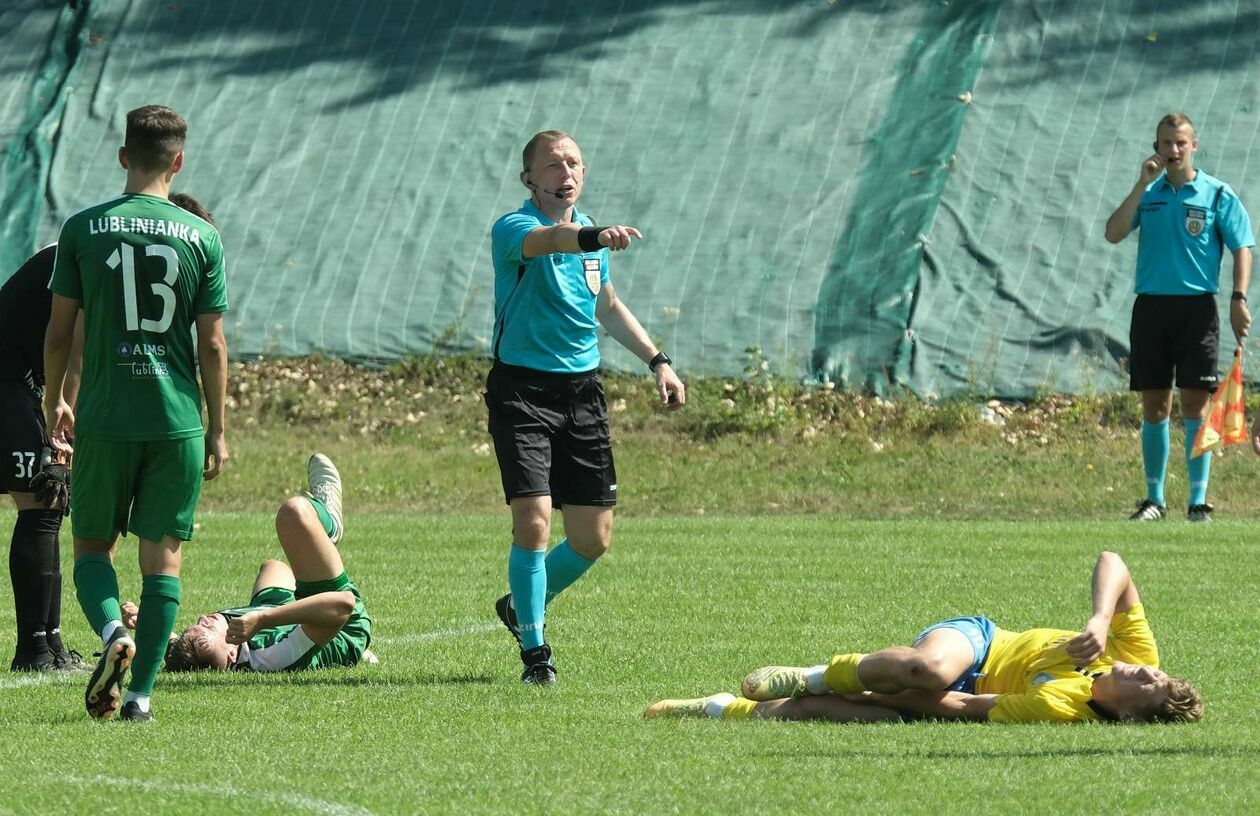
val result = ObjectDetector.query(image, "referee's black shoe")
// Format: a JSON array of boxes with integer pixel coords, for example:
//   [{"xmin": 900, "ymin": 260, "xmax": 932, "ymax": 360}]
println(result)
[
  {"xmin": 520, "ymin": 644, "xmax": 557, "ymax": 686},
  {"xmin": 494, "ymin": 594, "xmax": 523, "ymax": 648},
  {"xmin": 1128, "ymin": 499, "xmax": 1167, "ymax": 521},
  {"xmin": 1187, "ymin": 503, "xmax": 1214, "ymax": 523}
]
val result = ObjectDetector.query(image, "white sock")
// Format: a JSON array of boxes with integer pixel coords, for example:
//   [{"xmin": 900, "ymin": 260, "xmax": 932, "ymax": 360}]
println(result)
[
  {"xmin": 703, "ymin": 693, "xmax": 736, "ymax": 718},
  {"xmin": 122, "ymin": 691, "xmax": 151, "ymax": 713},
  {"xmin": 804, "ymin": 665, "xmax": 830, "ymax": 695},
  {"xmin": 101, "ymin": 620, "xmax": 124, "ymax": 644}
]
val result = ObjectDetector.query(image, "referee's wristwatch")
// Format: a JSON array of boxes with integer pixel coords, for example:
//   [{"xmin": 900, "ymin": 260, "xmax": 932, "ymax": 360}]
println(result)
[
  {"xmin": 1232, "ymin": 291, "xmax": 1247, "ymax": 303},
  {"xmin": 648, "ymin": 351, "xmax": 672, "ymax": 372}
]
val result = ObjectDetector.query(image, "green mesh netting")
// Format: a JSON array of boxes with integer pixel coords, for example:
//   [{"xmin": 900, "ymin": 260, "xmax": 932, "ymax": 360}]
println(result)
[{"xmin": 3, "ymin": 0, "xmax": 1258, "ymax": 397}]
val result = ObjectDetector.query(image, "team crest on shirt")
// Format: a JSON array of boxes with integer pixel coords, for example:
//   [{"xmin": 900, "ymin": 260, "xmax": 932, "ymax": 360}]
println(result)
[
  {"xmin": 583, "ymin": 258, "xmax": 601, "ymax": 296},
  {"xmin": 1185, "ymin": 206, "xmax": 1207, "ymax": 237}
]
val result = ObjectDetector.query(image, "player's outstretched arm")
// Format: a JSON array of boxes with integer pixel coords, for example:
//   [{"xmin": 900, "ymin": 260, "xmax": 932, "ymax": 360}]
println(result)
[
  {"xmin": 1066, "ymin": 551, "xmax": 1141, "ymax": 665},
  {"xmin": 225, "ymin": 591, "xmax": 356, "ymax": 647},
  {"xmin": 42, "ymin": 294, "xmax": 80, "ymax": 452},
  {"xmin": 522, "ymin": 223, "xmax": 643, "ymax": 258},
  {"xmin": 196, "ymin": 312, "xmax": 229, "ymax": 479},
  {"xmin": 596, "ymin": 283, "xmax": 685, "ymax": 409}
]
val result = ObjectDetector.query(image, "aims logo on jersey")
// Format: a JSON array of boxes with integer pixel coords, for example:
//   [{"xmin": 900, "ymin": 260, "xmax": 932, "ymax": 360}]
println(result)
[{"xmin": 117, "ymin": 341, "xmax": 167, "ymax": 358}]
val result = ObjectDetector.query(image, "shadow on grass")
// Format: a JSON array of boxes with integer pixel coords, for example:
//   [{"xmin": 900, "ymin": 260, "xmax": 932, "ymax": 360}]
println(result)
[{"xmin": 756, "ymin": 746, "xmax": 1260, "ymax": 760}]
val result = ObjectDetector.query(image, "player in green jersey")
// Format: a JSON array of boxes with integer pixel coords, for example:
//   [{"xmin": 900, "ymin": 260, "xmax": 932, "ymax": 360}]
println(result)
[
  {"xmin": 44, "ymin": 105, "xmax": 229, "ymax": 722},
  {"xmin": 153, "ymin": 454, "xmax": 373, "ymax": 674}
]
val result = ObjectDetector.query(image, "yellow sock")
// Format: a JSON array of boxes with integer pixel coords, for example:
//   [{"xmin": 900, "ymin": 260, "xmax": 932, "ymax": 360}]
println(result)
[
  {"xmin": 722, "ymin": 698, "xmax": 758, "ymax": 719},
  {"xmin": 823, "ymin": 653, "xmax": 867, "ymax": 693}
]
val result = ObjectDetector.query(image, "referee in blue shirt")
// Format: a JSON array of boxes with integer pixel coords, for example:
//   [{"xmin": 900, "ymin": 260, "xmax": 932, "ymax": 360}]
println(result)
[
  {"xmin": 1105, "ymin": 113, "xmax": 1254, "ymax": 522},
  {"xmin": 487, "ymin": 130, "xmax": 686, "ymax": 684}
]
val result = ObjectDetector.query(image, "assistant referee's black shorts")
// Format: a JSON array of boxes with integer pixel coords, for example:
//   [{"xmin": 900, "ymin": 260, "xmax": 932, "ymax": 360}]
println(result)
[
  {"xmin": 484, "ymin": 363, "xmax": 617, "ymax": 507},
  {"xmin": 0, "ymin": 372, "xmax": 46, "ymax": 494},
  {"xmin": 1129, "ymin": 293, "xmax": 1220, "ymax": 393}
]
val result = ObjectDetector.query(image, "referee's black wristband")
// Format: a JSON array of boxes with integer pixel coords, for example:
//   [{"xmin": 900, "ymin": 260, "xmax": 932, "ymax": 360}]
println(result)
[
  {"xmin": 1232, "ymin": 291, "xmax": 1247, "ymax": 302},
  {"xmin": 649, "ymin": 352, "xmax": 671, "ymax": 372},
  {"xmin": 577, "ymin": 227, "xmax": 603, "ymax": 253}
]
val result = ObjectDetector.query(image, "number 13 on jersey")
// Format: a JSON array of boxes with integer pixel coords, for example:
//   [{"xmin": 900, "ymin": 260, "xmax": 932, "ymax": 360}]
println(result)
[{"xmin": 107, "ymin": 242, "xmax": 178, "ymax": 333}]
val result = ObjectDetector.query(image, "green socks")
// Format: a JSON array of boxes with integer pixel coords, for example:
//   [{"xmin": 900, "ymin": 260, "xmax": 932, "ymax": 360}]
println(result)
[
  {"xmin": 128, "ymin": 574, "xmax": 181, "ymax": 697},
  {"xmin": 73, "ymin": 553, "xmax": 123, "ymax": 639}
]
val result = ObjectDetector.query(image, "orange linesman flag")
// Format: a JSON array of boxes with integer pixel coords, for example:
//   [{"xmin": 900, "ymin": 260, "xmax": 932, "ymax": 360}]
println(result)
[{"xmin": 1192, "ymin": 348, "xmax": 1246, "ymax": 458}]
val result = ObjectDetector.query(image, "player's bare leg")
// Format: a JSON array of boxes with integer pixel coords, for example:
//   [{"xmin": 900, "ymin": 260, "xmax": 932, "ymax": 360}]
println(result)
[
  {"xmin": 645, "ymin": 693, "xmax": 904, "ymax": 723},
  {"xmin": 742, "ymin": 628, "xmax": 975, "ymax": 700},
  {"xmin": 275, "ymin": 497, "xmax": 345, "ymax": 583}
]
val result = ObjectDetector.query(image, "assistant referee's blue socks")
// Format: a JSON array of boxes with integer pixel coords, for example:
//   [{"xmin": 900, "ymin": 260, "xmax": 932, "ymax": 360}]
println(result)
[
  {"xmin": 1184, "ymin": 417, "xmax": 1211, "ymax": 506},
  {"xmin": 545, "ymin": 538, "xmax": 596, "ymax": 605},
  {"xmin": 1141, "ymin": 418, "xmax": 1169, "ymax": 505},
  {"xmin": 508, "ymin": 545, "xmax": 546, "ymax": 650}
]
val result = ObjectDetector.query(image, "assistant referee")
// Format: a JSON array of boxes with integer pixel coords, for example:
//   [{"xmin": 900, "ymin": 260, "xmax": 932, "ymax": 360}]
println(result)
[{"xmin": 1105, "ymin": 113, "xmax": 1254, "ymax": 523}]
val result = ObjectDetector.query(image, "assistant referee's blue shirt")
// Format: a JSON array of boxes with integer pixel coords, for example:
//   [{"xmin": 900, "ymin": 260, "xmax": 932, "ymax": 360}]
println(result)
[
  {"xmin": 491, "ymin": 200, "xmax": 610, "ymax": 373},
  {"xmin": 1130, "ymin": 170, "xmax": 1255, "ymax": 295}
]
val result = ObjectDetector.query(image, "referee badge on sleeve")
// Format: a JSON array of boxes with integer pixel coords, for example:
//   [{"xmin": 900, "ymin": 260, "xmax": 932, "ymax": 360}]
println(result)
[
  {"xmin": 583, "ymin": 258, "xmax": 602, "ymax": 296},
  {"xmin": 1185, "ymin": 206, "xmax": 1207, "ymax": 237}
]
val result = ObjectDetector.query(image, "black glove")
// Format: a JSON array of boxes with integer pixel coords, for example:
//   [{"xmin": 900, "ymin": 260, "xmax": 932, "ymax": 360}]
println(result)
[{"xmin": 30, "ymin": 450, "xmax": 70, "ymax": 513}]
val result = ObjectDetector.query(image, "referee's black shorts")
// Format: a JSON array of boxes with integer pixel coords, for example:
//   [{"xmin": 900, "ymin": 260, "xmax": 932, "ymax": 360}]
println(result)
[
  {"xmin": 484, "ymin": 363, "xmax": 617, "ymax": 507},
  {"xmin": 1129, "ymin": 293, "xmax": 1220, "ymax": 393},
  {"xmin": 0, "ymin": 372, "xmax": 46, "ymax": 494}
]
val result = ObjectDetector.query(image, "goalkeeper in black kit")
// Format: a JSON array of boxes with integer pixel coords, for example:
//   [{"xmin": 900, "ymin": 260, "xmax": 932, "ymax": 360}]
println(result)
[{"xmin": 0, "ymin": 243, "xmax": 85, "ymax": 672}]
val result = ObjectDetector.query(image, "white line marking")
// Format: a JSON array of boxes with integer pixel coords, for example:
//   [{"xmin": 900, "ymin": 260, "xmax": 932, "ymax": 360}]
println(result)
[
  {"xmin": 65, "ymin": 776, "xmax": 374, "ymax": 816},
  {"xmin": 0, "ymin": 673, "xmax": 80, "ymax": 690},
  {"xmin": 376, "ymin": 621, "xmax": 499, "ymax": 645}
]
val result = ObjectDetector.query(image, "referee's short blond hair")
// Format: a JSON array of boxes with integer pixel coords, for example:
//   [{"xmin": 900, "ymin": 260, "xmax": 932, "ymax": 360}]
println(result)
[{"xmin": 522, "ymin": 130, "xmax": 575, "ymax": 172}]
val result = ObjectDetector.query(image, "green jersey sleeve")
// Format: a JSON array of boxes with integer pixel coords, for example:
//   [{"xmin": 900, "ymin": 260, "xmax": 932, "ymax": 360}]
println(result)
[{"xmin": 195, "ymin": 229, "xmax": 228, "ymax": 314}]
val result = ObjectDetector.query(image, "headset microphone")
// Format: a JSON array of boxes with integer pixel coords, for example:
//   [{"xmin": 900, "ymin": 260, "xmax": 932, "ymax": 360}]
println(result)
[{"xmin": 527, "ymin": 176, "xmax": 568, "ymax": 200}]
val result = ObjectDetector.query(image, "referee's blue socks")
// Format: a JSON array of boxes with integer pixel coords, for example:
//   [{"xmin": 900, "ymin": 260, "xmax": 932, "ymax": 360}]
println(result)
[
  {"xmin": 1184, "ymin": 417, "xmax": 1211, "ymax": 506},
  {"xmin": 1141, "ymin": 418, "xmax": 1169, "ymax": 505},
  {"xmin": 508, "ymin": 545, "xmax": 546, "ymax": 650},
  {"xmin": 545, "ymin": 538, "xmax": 596, "ymax": 605}
]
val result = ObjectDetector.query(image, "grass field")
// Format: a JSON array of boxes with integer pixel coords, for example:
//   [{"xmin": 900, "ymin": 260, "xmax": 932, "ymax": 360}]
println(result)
[{"xmin": 1, "ymin": 512, "xmax": 1256, "ymax": 815}]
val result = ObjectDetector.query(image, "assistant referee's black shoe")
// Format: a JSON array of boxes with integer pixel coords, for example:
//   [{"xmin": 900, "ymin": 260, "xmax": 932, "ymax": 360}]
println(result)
[
  {"xmin": 1187, "ymin": 503, "xmax": 1214, "ymax": 523},
  {"xmin": 520, "ymin": 644, "xmax": 557, "ymax": 686},
  {"xmin": 1128, "ymin": 499, "xmax": 1167, "ymax": 521}
]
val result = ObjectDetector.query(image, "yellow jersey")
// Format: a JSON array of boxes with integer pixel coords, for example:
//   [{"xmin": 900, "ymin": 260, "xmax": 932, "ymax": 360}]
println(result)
[{"xmin": 978, "ymin": 605, "xmax": 1159, "ymax": 723}]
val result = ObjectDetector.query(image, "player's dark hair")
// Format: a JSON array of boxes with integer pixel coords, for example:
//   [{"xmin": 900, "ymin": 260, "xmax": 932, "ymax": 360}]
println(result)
[
  {"xmin": 522, "ymin": 129, "xmax": 574, "ymax": 172},
  {"xmin": 168, "ymin": 192, "xmax": 215, "ymax": 226},
  {"xmin": 124, "ymin": 105, "xmax": 187, "ymax": 173}
]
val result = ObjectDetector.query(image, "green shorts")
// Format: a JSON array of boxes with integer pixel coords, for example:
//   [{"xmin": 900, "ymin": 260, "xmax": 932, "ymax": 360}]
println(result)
[
  {"xmin": 71, "ymin": 435, "xmax": 204, "ymax": 541},
  {"xmin": 242, "ymin": 579, "xmax": 372, "ymax": 671}
]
